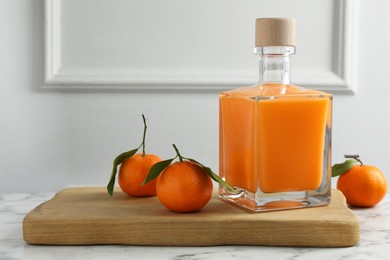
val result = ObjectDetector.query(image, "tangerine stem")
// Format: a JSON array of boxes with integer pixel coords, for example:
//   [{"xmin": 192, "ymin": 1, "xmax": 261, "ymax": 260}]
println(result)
[
  {"xmin": 141, "ymin": 114, "xmax": 147, "ymax": 157},
  {"xmin": 344, "ymin": 154, "xmax": 363, "ymax": 166},
  {"xmin": 173, "ymin": 144, "xmax": 184, "ymax": 162}
]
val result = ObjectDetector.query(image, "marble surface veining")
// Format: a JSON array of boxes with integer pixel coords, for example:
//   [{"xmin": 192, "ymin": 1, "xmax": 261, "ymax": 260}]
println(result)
[{"xmin": 0, "ymin": 192, "xmax": 389, "ymax": 260}]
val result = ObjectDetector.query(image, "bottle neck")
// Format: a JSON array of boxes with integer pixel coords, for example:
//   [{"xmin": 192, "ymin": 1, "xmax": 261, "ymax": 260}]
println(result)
[{"xmin": 255, "ymin": 46, "xmax": 295, "ymax": 85}]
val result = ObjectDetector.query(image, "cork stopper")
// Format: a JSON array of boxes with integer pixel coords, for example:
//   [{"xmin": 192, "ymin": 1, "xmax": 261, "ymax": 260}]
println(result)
[{"xmin": 255, "ymin": 18, "xmax": 296, "ymax": 47}]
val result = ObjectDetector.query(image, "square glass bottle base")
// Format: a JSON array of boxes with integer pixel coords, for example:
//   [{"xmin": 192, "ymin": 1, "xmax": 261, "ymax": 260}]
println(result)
[{"xmin": 219, "ymin": 185, "xmax": 331, "ymax": 212}]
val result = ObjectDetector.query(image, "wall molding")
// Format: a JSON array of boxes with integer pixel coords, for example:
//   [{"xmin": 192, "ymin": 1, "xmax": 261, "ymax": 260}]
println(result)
[{"xmin": 44, "ymin": 0, "xmax": 359, "ymax": 94}]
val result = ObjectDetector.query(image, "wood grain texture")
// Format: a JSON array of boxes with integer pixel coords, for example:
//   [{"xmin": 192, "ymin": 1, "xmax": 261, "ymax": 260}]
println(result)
[{"xmin": 23, "ymin": 187, "xmax": 359, "ymax": 247}]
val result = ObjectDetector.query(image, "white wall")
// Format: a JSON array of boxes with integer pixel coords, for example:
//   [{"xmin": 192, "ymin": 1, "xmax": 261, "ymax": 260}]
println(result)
[{"xmin": 1, "ymin": 0, "xmax": 389, "ymax": 193}]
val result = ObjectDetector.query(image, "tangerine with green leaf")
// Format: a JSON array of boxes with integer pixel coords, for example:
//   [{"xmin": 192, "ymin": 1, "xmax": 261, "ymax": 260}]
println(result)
[
  {"xmin": 107, "ymin": 115, "xmax": 161, "ymax": 197},
  {"xmin": 143, "ymin": 144, "xmax": 235, "ymax": 213},
  {"xmin": 332, "ymin": 155, "xmax": 387, "ymax": 207}
]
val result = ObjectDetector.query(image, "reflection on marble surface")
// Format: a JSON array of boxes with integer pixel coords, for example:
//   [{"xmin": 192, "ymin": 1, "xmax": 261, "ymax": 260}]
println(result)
[{"xmin": 1, "ymin": 192, "xmax": 389, "ymax": 260}]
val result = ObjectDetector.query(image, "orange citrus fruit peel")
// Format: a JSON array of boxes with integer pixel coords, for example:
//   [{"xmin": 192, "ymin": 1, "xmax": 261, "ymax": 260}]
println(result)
[
  {"xmin": 118, "ymin": 154, "xmax": 161, "ymax": 197},
  {"xmin": 107, "ymin": 115, "xmax": 161, "ymax": 197},
  {"xmin": 156, "ymin": 161, "xmax": 213, "ymax": 213},
  {"xmin": 332, "ymin": 154, "xmax": 387, "ymax": 207}
]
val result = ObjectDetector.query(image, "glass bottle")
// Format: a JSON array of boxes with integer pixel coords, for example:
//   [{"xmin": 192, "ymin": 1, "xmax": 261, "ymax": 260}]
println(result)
[{"xmin": 219, "ymin": 18, "xmax": 332, "ymax": 212}]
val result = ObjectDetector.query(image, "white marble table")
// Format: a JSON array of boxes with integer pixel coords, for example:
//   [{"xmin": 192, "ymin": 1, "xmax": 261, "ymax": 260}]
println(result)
[{"xmin": 1, "ymin": 192, "xmax": 389, "ymax": 260}]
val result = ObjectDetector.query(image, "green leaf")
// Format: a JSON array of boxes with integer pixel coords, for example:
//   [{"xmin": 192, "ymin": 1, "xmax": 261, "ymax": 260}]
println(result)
[
  {"xmin": 107, "ymin": 147, "xmax": 140, "ymax": 196},
  {"xmin": 331, "ymin": 159, "xmax": 357, "ymax": 177},
  {"xmin": 142, "ymin": 158, "xmax": 175, "ymax": 185},
  {"xmin": 185, "ymin": 158, "xmax": 236, "ymax": 192}
]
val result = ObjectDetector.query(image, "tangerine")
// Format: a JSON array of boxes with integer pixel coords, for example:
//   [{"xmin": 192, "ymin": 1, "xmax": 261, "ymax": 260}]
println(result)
[
  {"xmin": 118, "ymin": 154, "xmax": 161, "ymax": 196},
  {"xmin": 107, "ymin": 114, "xmax": 162, "ymax": 197},
  {"xmin": 337, "ymin": 165, "xmax": 387, "ymax": 207},
  {"xmin": 156, "ymin": 161, "xmax": 213, "ymax": 213}
]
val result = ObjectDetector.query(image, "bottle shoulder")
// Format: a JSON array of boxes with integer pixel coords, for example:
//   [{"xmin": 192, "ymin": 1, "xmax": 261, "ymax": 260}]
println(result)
[{"xmin": 220, "ymin": 83, "xmax": 332, "ymax": 98}]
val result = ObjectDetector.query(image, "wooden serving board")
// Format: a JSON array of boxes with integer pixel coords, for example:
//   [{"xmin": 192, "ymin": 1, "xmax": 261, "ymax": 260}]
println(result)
[{"xmin": 23, "ymin": 187, "xmax": 359, "ymax": 247}]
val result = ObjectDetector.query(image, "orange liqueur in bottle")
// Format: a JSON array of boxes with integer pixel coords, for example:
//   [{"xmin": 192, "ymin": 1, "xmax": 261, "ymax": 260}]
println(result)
[{"xmin": 219, "ymin": 18, "xmax": 332, "ymax": 212}]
